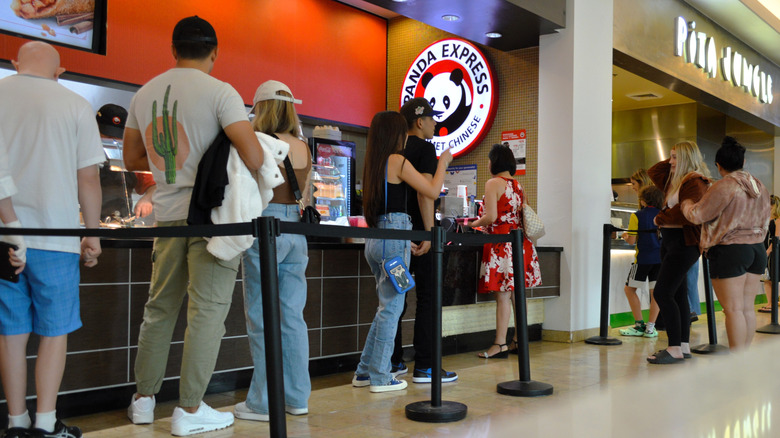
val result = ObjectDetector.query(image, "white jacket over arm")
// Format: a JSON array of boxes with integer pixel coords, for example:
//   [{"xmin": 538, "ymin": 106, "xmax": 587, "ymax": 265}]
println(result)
[{"xmin": 207, "ymin": 132, "xmax": 289, "ymax": 260}]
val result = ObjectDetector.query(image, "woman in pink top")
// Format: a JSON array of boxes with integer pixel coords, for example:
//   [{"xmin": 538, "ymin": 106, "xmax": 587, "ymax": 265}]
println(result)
[{"xmin": 681, "ymin": 136, "xmax": 771, "ymax": 350}]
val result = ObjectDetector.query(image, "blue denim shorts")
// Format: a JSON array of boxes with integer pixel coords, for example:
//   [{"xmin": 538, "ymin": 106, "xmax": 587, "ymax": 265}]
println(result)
[{"xmin": 0, "ymin": 249, "xmax": 81, "ymax": 336}]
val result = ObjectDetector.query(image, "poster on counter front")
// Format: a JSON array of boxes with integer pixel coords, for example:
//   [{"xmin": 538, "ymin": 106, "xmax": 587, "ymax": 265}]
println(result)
[
  {"xmin": 501, "ymin": 129, "xmax": 526, "ymax": 175},
  {"xmin": 443, "ymin": 164, "xmax": 477, "ymax": 199}
]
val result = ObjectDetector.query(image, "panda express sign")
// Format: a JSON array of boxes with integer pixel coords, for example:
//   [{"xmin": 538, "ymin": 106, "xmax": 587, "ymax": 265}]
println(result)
[{"xmin": 400, "ymin": 38, "xmax": 498, "ymax": 157}]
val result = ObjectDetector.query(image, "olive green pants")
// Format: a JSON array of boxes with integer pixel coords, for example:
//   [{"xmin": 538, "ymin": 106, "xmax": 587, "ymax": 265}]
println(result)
[{"xmin": 134, "ymin": 220, "xmax": 240, "ymax": 407}]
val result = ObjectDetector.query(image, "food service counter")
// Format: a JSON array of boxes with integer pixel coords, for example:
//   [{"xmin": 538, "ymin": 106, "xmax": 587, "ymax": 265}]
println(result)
[{"xmin": 0, "ymin": 237, "xmax": 561, "ymax": 417}]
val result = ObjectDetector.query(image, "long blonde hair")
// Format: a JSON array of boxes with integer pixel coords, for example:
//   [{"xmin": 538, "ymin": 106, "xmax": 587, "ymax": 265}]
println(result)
[
  {"xmin": 667, "ymin": 141, "xmax": 710, "ymax": 195},
  {"xmin": 251, "ymin": 90, "xmax": 299, "ymax": 136},
  {"xmin": 771, "ymin": 195, "xmax": 780, "ymax": 220}
]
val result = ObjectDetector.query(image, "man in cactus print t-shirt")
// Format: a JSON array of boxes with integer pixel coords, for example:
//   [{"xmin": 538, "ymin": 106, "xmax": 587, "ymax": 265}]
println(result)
[
  {"xmin": 122, "ymin": 16, "xmax": 264, "ymax": 436},
  {"xmin": 125, "ymin": 59, "xmax": 259, "ymax": 221}
]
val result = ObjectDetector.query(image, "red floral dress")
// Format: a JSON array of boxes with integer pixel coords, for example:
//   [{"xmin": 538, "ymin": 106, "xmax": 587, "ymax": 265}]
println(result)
[{"xmin": 478, "ymin": 177, "xmax": 542, "ymax": 293}]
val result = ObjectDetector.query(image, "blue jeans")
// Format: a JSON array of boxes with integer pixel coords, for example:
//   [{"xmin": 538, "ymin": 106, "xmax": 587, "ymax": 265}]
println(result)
[
  {"xmin": 356, "ymin": 213, "xmax": 412, "ymax": 385},
  {"xmin": 687, "ymin": 258, "xmax": 701, "ymax": 315},
  {"xmin": 242, "ymin": 204, "xmax": 310, "ymax": 413}
]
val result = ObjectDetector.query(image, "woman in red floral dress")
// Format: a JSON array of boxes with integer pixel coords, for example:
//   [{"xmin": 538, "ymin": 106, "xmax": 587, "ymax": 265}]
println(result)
[{"xmin": 467, "ymin": 144, "xmax": 541, "ymax": 358}]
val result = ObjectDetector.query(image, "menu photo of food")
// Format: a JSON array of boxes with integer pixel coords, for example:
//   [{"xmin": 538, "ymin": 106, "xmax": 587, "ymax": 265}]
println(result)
[{"xmin": 1, "ymin": 0, "xmax": 95, "ymax": 50}]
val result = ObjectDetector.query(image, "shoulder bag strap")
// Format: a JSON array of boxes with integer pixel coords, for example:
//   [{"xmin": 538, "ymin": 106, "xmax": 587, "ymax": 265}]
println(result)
[
  {"xmin": 274, "ymin": 132, "xmax": 305, "ymax": 210},
  {"xmin": 282, "ymin": 155, "xmax": 303, "ymax": 204}
]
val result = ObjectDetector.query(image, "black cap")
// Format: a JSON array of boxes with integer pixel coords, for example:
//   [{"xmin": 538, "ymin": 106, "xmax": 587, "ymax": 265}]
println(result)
[
  {"xmin": 172, "ymin": 16, "xmax": 217, "ymax": 45},
  {"xmin": 400, "ymin": 97, "xmax": 443, "ymax": 123},
  {"xmin": 96, "ymin": 104, "xmax": 127, "ymax": 138}
]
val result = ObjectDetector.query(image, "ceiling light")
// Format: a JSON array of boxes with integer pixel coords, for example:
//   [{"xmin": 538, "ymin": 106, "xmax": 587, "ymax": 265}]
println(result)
[
  {"xmin": 441, "ymin": 14, "xmax": 460, "ymax": 22},
  {"xmin": 485, "ymin": 32, "xmax": 502, "ymax": 38},
  {"xmin": 627, "ymin": 92, "xmax": 662, "ymax": 101},
  {"xmin": 392, "ymin": 0, "xmax": 408, "ymax": 2}
]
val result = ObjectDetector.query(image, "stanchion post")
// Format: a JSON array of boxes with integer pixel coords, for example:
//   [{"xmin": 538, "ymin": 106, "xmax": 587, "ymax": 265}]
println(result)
[
  {"xmin": 757, "ymin": 236, "xmax": 780, "ymax": 334},
  {"xmin": 405, "ymin": 226, "xmax": 468, "ymax": 423},
  {"xmin": 431, "ymin": 225, "xmax": 443, "ymax": 407},
  {"xmin": 692, "ymin": 256, "xmax": 729, "ymax": 352},
  {"xmin": 585, "ymin": 224, "xmax": 622, "ymax": 345},
  {"xmin": 256, "ymin": 216, "xmax": 287, "ymax": 438},
  {"xmin": 496, "ymin": 229, "xmax": 553, "ymax": 397}
]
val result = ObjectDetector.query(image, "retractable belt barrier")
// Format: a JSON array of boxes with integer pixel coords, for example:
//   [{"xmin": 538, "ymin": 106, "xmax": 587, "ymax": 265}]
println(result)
[
  {"xmin": 756, "ymin": 236, "xmax": 780, "ymax": 335},
  {"xmin": 0, "ymin": 219, "xmax": 548, "ymax": 437},
  {"xmin": 588, "ymin": 224, "xmax": 778, "ymax": 353},
  {"xmin": 587, "ymin": 224, "xmax": 662, "ymax": 346},
  {"xmin": 691, "ymin": 254, "xmax": 728, "ymax": 354}
]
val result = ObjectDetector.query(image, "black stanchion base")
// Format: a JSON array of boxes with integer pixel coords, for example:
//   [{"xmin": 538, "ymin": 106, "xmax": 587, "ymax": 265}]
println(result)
[
  {"xmin": 756, "ymin": 323, "xmax": 780, "ymax": 334},
  {"xmin": 496, "ymin": 380, "xmax": 554, "ymax": 397},
  {"xmin": 584, "ymin": 336, "xmax": 622, "ymax": 345},
  {"xmin": 405, "ymin": 401, "xmax": 468, "ymax": 423},
  {"xmin": 691, "ymin": 343, "xmax": 729, "ymax": 354}
]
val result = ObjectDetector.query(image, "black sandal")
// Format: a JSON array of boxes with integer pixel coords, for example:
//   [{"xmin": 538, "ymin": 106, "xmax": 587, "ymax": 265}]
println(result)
[
  {"xmin": 647, "ymin": 349, "xmax": 684, "ymax": 364},
  {"xmin": 478, "ymin": 344, "xmax": 509, "ymax": 359},
  {"xmin": 508, "ymin": 340, "xmax": 518, "ymax": 354}
]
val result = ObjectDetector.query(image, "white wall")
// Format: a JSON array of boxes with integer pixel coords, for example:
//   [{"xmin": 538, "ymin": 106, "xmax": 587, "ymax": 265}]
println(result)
[{"xmin": 538, "ymin": 0, "xmax": 614, "ymax": 334}]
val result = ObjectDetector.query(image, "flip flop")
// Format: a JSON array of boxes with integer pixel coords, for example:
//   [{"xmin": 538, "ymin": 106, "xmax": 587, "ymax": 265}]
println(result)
[
  {"xmin": 759, "ymin": 305, "xmax": 773, "ymax": 313},
  {"xmin": 683, "ymin": 352, "xmax": 692, "ymax": 359},
  {"xmin": 647, "ymin": 349, "xmax": 684, "ymax": 364}
]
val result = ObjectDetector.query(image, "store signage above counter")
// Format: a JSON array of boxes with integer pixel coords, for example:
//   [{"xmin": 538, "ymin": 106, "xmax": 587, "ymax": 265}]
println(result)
[
  {"xmin": 674, "ymin": 16, "xmax": 773, "ymax": 104},
  {"xmin": 400, "ymin": 38, "xmax": 498, "ymax": 158}
]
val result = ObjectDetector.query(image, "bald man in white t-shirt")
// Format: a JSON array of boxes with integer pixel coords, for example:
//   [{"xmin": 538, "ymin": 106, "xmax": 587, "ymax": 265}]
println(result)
[{"xmin": 0, "ymin": 41, "xmax": 104, "ymax": 438}]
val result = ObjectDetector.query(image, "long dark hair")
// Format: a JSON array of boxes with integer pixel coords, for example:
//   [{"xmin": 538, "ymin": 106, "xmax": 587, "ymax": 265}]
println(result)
[{"xmin": 363, "ymin": 111, "xmax": 407, "ymax": 227}]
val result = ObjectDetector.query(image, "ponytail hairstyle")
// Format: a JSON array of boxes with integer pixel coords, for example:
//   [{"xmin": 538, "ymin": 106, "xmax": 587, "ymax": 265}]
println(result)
[
  {"xmin": 362, "ymin": 111, "xmax": 408, "ymax": 227},
  {"xmin": 630, "ymin": 168, "xmax": 651, "ymax": 189},
  {"xmin": 715, "ymin": 136, "xmax": 746, "ymax": 172}
]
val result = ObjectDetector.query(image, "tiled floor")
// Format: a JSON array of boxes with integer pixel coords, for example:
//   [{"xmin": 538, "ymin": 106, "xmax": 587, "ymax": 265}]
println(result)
[{"xmin": 71, "ymin": 307, "xmax": 780, "ymax": 437}]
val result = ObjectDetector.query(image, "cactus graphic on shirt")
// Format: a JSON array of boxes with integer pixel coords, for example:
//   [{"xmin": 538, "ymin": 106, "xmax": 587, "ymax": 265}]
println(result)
[{"xmin": 151, "ymin": 85, "xmax": 178, "ymax": 184}]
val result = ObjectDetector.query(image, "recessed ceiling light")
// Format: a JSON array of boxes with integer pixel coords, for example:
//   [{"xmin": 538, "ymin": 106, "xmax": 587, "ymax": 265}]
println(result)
[
  {"xmin": 441, "ymin": 14, "xmax": 460, "ymax": 22},
  {"xmin": 392, "ymin": 0, "xmax": 407, "ymax": 2},
  {"xmin": 485, "ymin": 32, "xmax": 502, "ymax": 38}
]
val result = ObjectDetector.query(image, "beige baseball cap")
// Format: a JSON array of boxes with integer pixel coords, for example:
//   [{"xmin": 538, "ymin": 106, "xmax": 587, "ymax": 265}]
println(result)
[{"xmin": 253, "ymin": 80, "xmax": 302, "ymax": 105}]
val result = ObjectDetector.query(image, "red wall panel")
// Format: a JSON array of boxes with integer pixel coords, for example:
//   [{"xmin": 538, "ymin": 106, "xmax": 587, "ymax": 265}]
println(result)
[{"xmin": 0, "ymin": 0, "xmax": 387, "ymax": 126}]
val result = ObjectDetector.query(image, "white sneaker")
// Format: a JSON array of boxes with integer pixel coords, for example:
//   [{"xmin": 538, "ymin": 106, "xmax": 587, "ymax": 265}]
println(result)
[
  {"xmin": 233, "ymin": 401, "xmax": 309, "ymax": 421},
  {"xmin": 352, "ymin": 374, "xmax": 370, "ymax": 387},
  {"xmin": 369, "ymin": 378, "xmax": 408, "ymax": 393},
  {"xmin": 127, "ymin": 393, "xmax": 155, "ymax": 424},
  {"xmin": 285, "ymin": 405, "xmax": 308, "ymax": 416},
  {"xmin": 170, "ymin": 402, "xmax": 234, "ymax": 436},
  {"xmin": 233, "ymin": 402, "xmax": 269, "ymax": 422}
]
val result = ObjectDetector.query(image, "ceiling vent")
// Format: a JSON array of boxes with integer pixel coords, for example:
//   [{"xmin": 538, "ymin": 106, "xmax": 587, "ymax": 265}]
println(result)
[{"xmin": 627, "ymin": 92, "xmax": 662, "ymax": 101}]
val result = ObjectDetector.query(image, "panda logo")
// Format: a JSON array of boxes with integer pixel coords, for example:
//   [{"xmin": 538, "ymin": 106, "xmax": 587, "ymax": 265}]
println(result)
[
  {"xmin": 400, "ymin": 38, "xmax": 497, "ymax": 157},
  {"xmin": 421, "ymin": 68, "xmax": 472, "ymax": 137}
]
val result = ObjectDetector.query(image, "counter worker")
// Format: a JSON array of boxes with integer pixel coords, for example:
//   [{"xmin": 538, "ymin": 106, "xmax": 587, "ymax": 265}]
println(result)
[
  {"xmin": 122, "ymin": 15, "xmax": 264, "ymax": 437},
  {"xmin": 392, "ymin": 97, "xmax": 457, "ymax": 384},
  {"xmin": 95, "ymin": 104, "xmax": 157, "ymax": 221},
  {"xmin": 0, "ymin": 41, "xmax": 104, "ymax": 438}
]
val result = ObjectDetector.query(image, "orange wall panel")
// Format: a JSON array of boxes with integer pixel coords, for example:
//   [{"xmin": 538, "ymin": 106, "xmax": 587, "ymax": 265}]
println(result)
[{"xmin": 0, "ymin": 0, "xmax": 387, "ymax": 126}]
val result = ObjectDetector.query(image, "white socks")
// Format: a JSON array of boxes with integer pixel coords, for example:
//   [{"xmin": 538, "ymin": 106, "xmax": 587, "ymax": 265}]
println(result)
[
  {"xmin": 35, "ymin": 410, "xmax": 56, "ymax": 432},
  {"xmin": 8, "ymin": 410, "xmax": 31, "ymax": 429}
]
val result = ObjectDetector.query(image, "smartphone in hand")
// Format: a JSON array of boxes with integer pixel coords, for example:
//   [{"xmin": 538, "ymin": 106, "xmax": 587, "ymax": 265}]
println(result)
[{"xmin": 0, "ymin": 241, "xmax": 19, "ymax": 283}]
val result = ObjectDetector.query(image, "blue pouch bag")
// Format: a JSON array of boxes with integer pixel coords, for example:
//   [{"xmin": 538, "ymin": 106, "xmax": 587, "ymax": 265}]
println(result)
[{"xmin": 383, "ymin": 256, "xmax": 415, "ymax": 294}]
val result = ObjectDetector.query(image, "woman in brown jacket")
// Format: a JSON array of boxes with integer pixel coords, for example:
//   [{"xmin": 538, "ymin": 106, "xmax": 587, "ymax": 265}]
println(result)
[
  {"xmin": 681, "ymin": 137, "xmax": 770, "ymax": 350},
  {"xmin": 646, "ymin": 141, "xmax": 710, "ymax": 364}
]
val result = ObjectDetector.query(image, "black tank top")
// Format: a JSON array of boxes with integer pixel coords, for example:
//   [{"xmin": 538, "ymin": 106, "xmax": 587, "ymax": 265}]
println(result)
[{"xmin": 380, "ymin": 181, "xmax": 408, "ymax": 215}]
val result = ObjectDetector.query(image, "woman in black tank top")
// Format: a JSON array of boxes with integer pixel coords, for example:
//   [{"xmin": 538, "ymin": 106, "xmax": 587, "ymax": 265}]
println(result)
[{"xmin": 353, "ymin": 111, "xmax": 451, "ymax": 392}]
